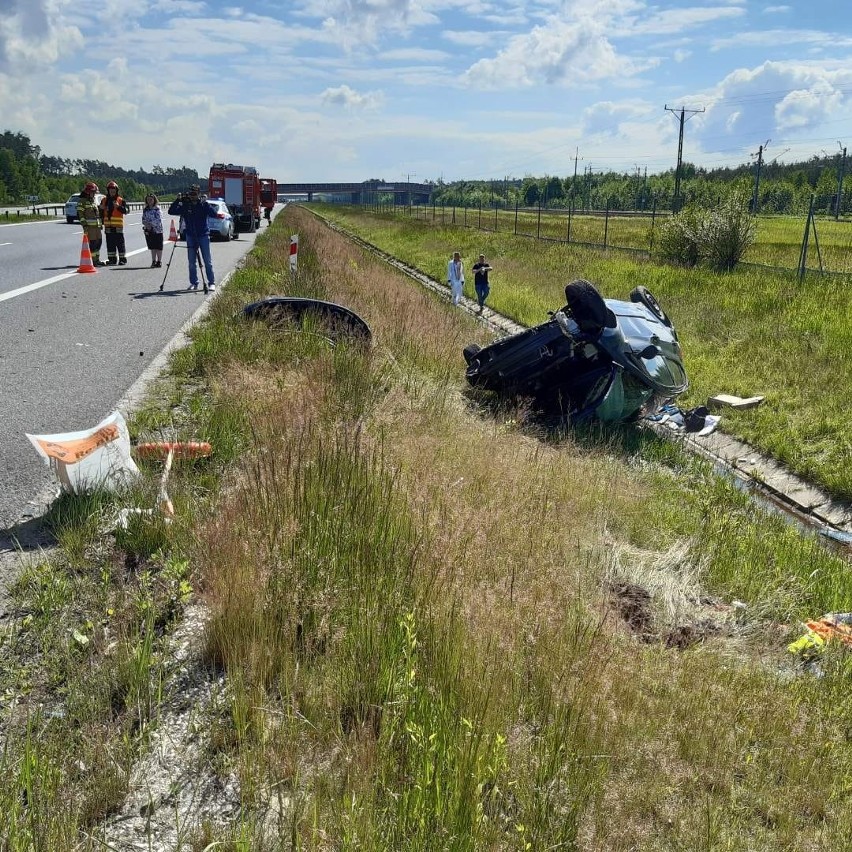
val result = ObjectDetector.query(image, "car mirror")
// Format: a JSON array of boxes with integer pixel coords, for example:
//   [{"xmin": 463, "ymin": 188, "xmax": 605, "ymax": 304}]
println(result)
[{"xmin": 639, "ymin": 344, "xmax": 660, "ymax": 359}]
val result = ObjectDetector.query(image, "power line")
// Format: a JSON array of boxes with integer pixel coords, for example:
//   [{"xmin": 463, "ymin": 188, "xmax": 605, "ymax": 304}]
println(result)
[{"xmin": 665, "ymin": 104, "xmax": 705, "ymax": 210}]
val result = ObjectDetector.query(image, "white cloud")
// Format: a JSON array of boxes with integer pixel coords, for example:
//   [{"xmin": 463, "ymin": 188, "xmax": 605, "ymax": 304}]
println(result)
[
  {"xmin": 321, "ymin": 84, "xmax": 385, "ymax": 110},
  {"xmin": 381, "ymin": 47, "xmax": 449, "ymax": 61},
  {"xmin": 463, "ymin": 15, "xmax": 651, "ymax": 89},
  {"xmin": 443, "ymin": 30, "xmax": 500, "ymax": 48},
  {"xmin": 0, "ymin": 0, "xmax": 82, "ymax": 70},
  {"xmin": 710, "ymin": 28, "xmax": 851, "ymax": 51},
  {"xmin": 689, "ymin": 61, "xmax": 852, "ymax": 161},
  {"xmin": 613, "ymin": 5, "xmax": 744, "ymax": 37},
  {"xmin": 301, "ymin": 0, "xmax": 437, "ymax": 46}
]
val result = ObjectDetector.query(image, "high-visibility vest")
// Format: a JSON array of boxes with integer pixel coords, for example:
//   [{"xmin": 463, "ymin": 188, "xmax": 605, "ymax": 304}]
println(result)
[{"xmin": 100, "ymin": 196, "xmax": 127, "ymax": 229}]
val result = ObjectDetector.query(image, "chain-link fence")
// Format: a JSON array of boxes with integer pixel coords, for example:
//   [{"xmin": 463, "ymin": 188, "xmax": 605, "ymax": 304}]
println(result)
[{"xmin": 358, "ymin": 197, "xmax": 852, "ymax": 280}]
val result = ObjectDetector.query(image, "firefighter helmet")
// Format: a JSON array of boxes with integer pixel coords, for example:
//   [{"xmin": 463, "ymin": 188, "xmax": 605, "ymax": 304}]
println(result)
[{"xmin": 84, "ymin": 181, "xmax": 99, "ymax": 194}]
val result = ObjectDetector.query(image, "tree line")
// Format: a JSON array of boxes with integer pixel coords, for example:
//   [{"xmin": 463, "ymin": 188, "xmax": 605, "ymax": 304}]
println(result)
[
  {"xmin": 428, "ymin": 155, "xmax": 850, "ymax": 217},
  {"xmin": 0, "ymin": 130, "xmax": 203, "ymax": 203}
]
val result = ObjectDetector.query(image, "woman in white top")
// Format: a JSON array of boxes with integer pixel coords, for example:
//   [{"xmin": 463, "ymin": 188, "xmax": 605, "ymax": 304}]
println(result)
[{"xmin": 447, "ymin": 251, "xmax": 464, "ymax": 306}]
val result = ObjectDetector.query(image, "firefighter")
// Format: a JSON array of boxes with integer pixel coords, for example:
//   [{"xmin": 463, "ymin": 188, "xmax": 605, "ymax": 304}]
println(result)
[
  {"xmin": 78, "ymin": 181, "xmax": 105, "ymax": 267},
  {"xmin": 99, "ymin": 180, "xmax": 129, "ymax": 265}
]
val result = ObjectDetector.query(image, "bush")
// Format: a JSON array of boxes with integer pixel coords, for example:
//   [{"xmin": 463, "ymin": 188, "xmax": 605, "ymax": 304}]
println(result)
[
  {"xmin": 700, "ymin": 190, "xmax": 756, "ymax": 271},
  {"xmin": 656, "ymin": 206, "xmax": 703, "ymax": 267},
  {"xmin": 656, "ymin": 191, "xmax": 756, "ymax": 272}
]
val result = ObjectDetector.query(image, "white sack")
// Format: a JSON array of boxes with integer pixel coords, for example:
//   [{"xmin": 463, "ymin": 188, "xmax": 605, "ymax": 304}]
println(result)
[{"xmin": 26, "ymin": 411, "xmax": 140, "ymax": 494}]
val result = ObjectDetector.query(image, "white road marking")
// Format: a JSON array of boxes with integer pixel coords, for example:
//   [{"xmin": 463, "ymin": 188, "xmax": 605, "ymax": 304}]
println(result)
[
  {"xmin": 0, "ymin": 247, "xmax": 149, "ymax": 303},
  {"xmin": 0, "ymin": 242, "xmax": 11, "ymax": 246}
]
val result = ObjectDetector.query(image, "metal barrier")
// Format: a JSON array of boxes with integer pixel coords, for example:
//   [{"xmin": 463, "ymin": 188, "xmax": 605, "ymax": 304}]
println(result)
[{"xmin": 2, "ymin": 202, "xmax": 145, "ymax": 221}]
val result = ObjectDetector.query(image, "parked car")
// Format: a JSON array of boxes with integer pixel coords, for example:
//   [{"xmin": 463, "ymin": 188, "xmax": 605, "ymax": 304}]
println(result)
[
  {"xmin": 64, "ymin": 192, "xmax": 104, "ymax": 223},
  {"xmin": 206, "ymin": 198, "xmax": 235, "ymax": 240},
  {"xmin": 178, "ymin": 197, "xmax": 235, "ymax": 241},
  {"xmin": 463, "ymin": 280, "xmax": 688, "ymax": 422}
]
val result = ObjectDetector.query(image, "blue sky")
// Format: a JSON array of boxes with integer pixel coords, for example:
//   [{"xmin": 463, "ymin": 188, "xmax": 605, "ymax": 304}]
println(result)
[{"xmin": 3, "ymin": 0, "xmax": 852, "ymax": 184}]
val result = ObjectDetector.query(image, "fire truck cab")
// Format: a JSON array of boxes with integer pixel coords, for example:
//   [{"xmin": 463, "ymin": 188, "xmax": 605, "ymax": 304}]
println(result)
[
  {"xmin": 208, "ymin": 163, "xmax": 261, "ymax": 233},
  {"xmin": 260, "ymin": 178, "xmax": 277, "ymax": 223}
]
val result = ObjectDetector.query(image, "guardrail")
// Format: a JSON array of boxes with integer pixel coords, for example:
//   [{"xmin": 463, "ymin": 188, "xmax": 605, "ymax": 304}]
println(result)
[{"xmin": 1, "ymin": 202, "xmax": 145, "ymax": 221}]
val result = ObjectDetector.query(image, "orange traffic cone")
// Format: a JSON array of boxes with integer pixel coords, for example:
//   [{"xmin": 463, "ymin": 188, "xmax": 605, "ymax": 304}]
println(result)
[
  {"xmin": 168, "ymin": 219, "xmax": 178, "ymax": 242},
  {"xmin": 77, "ymin": 233, "xmax": 97, "ymax": 273}
]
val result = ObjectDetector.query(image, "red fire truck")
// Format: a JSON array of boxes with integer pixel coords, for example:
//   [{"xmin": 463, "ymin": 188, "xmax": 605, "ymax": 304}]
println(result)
[
  {"xmin": 208, "ymin": 163, "xmax": 262, "ymax": 233},
  {"xmin": 260, "ymin": 178, "xmax": 277, "ymax": 223}
]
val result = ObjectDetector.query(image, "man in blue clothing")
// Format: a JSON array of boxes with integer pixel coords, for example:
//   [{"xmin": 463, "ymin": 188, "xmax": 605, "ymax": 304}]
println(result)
[{"xmin": 168, "ymin": 185, "xmax": 219, "ymax": 291}]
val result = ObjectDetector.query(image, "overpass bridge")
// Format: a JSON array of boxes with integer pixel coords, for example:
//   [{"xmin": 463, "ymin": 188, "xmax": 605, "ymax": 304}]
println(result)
[{"xmin": 276, "ymin": 180, "xmax": 433, "ymax": 205}]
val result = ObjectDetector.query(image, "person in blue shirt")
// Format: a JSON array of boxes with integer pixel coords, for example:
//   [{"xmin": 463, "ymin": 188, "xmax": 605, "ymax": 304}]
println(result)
[{"xmin": 168, "ymin": 185, "xmax": 219, "ymax": 291}]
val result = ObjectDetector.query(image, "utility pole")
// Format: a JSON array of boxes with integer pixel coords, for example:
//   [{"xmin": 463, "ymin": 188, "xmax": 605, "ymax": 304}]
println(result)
[
  {"xmin": 751, "ymin": 141, "xmax": 769, "ymax": 214},
  {"xmin": 571, "ymin": 147, "xmax": 582, "ymax": 201},
  {"xmin": 836, "ymin": 143, "xmax": 847, "ymax": 220},
  {"xmin": 664, "ymin": 104, "xmax": 704, "ymax": 211}
]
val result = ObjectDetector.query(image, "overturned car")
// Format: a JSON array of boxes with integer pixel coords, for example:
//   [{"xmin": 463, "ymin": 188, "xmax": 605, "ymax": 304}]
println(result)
[{"xmin": 463, "ymin": 280, "xmax": 688, "ymax": 422}]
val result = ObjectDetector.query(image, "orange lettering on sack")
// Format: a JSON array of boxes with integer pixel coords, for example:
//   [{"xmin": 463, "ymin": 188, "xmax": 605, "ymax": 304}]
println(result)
[{"xmin": 35, "ymin": 425, "xmax": 119, "ymax": 462}]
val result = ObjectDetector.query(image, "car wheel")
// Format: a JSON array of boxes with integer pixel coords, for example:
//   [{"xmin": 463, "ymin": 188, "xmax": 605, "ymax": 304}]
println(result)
[
  {"xmin": 66, "ymin": 216, "xmax": 74, "ymax": 224},
  {"xmin": 463, "ymin": 343, "xmax": 482, "ymax": 365},
  {"xmin": 630, "ymin": 286, "xmax": 672, "ymax": 327},
  {"xmin": 564, "ymin": 279, "xmax": 609, "ymax": 337}
]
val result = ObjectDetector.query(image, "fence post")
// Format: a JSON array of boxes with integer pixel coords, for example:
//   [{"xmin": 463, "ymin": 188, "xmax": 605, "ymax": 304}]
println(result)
[
  {"xmin": 797, "ymin": 196, "xmax": 814, "ymax": 282},
  {"xmin": 478, "ymin": 200, "xmax": 482, "ymax": 229},
  {"xmin": 567, "ymin": 199, "xmax": 574, "ymax": 244},
  {"xmin": 514, "ymin": 201, "xmax": 518, "ymax": 235},
  {"xmin": 537, "ymin": 201, "xmax": 541, "ymax": 239},
  {"xmin": 494, "ymin": 204, "xmax": 498, "ymax": 232},
  {"xmin": 604, "ymin": 203, "xmax": 610, "ymax": 248},
  {"xmin": 649, "ymin": 198, "xmax": 657, "ymax": 257},
  {"xmin": 464, "ymin": 204, "xmax": 466, "ymax": 227}
]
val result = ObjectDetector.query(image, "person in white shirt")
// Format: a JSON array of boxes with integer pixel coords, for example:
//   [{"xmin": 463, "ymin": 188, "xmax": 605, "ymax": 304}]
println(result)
[{"xmin": 447, "ymin": 251, "xmax": 464, "ymax": 306}]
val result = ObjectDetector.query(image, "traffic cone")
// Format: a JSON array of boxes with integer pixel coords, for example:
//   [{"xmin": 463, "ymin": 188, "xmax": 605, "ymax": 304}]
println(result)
[
  {"xmin": 168, "ymin": 219, "xmax": 178, "ymax": 242},
  {"xmin": 77, "ymin": 233, "xmax": 97, "ymax": 274}
]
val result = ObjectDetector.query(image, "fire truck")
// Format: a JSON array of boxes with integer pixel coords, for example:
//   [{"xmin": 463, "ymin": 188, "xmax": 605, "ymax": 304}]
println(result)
[
  {"xmin": 260, "ymin": 178, "xmax": 277, "ymax": 223},
  {"xmin": 208, "ymin": 163, "xmax": 262, "ymax": 233}
]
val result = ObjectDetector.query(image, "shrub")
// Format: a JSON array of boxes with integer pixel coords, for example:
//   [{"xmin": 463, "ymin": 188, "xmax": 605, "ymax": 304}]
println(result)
[
  {"xmin": 656, "ymin": 191, "xmax": 756, "ymax": 272},
  {"xmin": 656, "ymin": 206, "xmax": 703, "ymax": 267},
  {"xmin": 700, "ymin": 190, "xmax": 757, "ymax": 271}
]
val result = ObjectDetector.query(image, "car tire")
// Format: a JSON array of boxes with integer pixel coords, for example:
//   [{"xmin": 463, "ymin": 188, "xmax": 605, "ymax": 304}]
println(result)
[
  {"xmin": 564, "ymin": 279, "xmax": 609, "ymax": 337},
  {"xmin": 630, "ymin": 286, "xmax": 672, "ymax": 327},
  {"xmin": 463, "ymin": 343, "xmax": 482, "ymax": 365},
  {"xmin": 66, "ymin": 216, "xmax": 74, "ymax": 224}
]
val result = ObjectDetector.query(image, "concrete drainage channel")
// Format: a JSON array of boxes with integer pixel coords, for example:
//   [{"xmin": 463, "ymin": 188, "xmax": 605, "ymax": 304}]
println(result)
[{"xmin": 319, "ymin": 213, "xmax": 852, "ymax": 551}]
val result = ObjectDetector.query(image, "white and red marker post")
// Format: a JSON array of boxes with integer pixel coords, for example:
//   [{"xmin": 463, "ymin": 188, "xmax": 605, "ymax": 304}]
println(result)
[{"xmin": 289, "ymin": 234, "xmax": 298, "ymax": 274}]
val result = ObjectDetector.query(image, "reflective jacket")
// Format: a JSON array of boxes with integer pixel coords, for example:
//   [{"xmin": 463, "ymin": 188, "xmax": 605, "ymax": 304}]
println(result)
[
  {"xmin": 78, "ymin": 195, "xmax": 102, "ymax": 230},
  {"xmin": 100, "ymin": 195, "xmax": 128, "ymax": 230}
]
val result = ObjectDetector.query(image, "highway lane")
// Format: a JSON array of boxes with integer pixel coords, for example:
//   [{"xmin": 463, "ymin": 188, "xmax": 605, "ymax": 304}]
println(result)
[{"xmin": 0, "ymin": 212, "xmax": 270, "ymax": 530}]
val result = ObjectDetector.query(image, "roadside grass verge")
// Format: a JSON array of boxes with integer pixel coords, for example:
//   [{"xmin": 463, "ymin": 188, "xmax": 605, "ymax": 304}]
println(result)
[
  {"xmin": 0, "ymin": 206, "xmax": 851, "ymax": 849},
  {"xmin": 313, "ymin": 203, "xmax": 852, "ymax": 502}
]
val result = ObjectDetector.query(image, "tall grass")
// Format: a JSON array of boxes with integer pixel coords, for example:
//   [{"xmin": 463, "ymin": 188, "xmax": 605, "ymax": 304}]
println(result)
[
  {"xmin": 313, "ymin": 203, "xmax": 852, "ymax": 502},
  {"xmin": 2, "ymin": 204, "xmax": 852, "ymax": 849}
]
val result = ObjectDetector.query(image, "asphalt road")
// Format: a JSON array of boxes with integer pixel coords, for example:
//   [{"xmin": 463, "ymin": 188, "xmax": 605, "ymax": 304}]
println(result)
[{"xmin": 0, "ymin": 210, "xmax": 269, "ymax": 531}]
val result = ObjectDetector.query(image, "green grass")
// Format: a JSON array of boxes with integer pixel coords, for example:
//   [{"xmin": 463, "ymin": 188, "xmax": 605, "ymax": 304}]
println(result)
[
  {"xmin": 313, "ymin": 203, "xmax": 852, "ymax": 501},
  {"xmin": 396, "ymin": 203, "xmax": 852, "ymax": 273},
  {"xmin": 1, "ymin": 205, "xmax": 852, "ymax": 849}
]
